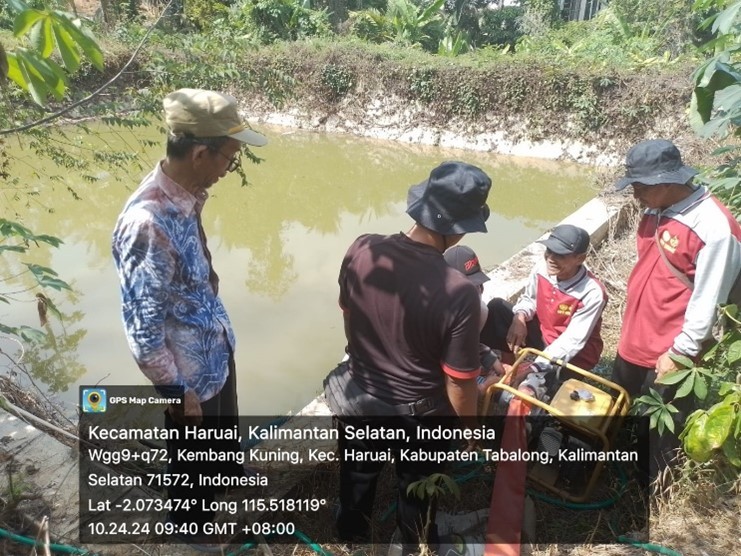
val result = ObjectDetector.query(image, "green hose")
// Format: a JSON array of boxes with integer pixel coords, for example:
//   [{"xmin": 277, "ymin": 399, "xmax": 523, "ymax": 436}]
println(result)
[
  {"xmin": 0, "ymin": 527, "xmax": 93, "ymax": 555},
  {"xmin": 225, "ymin": 529, "xmax": 333, "ymax": 556},
  {"xmin": 292, "ymin": 529, "xmax": 335, "ymax": 556},
  {"xmin": 615, "ymin": 536, "xmax": 683, "ymax": 556}
]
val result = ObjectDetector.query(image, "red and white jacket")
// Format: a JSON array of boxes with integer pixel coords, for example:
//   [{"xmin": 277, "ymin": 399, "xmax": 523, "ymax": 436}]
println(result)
[
  {"xmin": 513, "ymin": 260, "xmax": 607, "ymax": 370},
  {"xmin": 618, "ymin": 186, "xmax": 741, "ymax": 368}
]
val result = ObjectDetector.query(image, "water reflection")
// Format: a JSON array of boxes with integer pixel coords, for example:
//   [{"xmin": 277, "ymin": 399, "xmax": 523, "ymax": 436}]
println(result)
[{"xmin": 2, "ymin": 124, "xmax": 595, "ymax": 414}]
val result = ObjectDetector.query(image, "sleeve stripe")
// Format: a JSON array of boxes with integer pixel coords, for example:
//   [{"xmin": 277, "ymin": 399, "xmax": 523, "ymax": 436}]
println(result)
[{"xmin": 442, "ymin": 362, "xmax": 479, "ymax": 380}]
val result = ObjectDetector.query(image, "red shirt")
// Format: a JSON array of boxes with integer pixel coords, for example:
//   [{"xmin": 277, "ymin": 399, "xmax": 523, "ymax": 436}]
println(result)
[
  {"xmin": 618, "ymin": 188, "xmax": 741, "ymax": 367},
  {"xmin": 535, "ymin": 272, "xmax": 605, "ymax": 370}
]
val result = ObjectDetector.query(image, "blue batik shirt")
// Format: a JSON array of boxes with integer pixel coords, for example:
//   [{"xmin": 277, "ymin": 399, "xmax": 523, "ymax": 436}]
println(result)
[{"xmin": 112, "ymin": 163, "xmax": 236, "ymax": 402}]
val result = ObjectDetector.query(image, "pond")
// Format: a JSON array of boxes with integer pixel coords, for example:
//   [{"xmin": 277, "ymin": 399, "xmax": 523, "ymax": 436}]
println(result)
[{"xmin": 0, "ymin": 123, "xmax": 596, "ymax": 415}]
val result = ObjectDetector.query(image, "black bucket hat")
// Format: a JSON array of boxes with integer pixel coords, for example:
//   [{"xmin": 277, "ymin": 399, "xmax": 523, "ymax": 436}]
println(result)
[
  {"xmin": 615, "ymin": 139, "xmax": 698, "ymax": 191},
  {"xmin": 538, "ymin": 224, "xmax": 590, "ymax": 255},
  {"xmin": 406, "ymin": 161, "xmax": 492, "ymax": 235}
]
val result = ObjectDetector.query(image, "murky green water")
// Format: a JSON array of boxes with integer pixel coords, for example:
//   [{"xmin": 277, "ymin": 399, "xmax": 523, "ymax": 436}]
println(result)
[{"xmin": 0, "ymin": 124, "xmax": 595, "ymax": 414}]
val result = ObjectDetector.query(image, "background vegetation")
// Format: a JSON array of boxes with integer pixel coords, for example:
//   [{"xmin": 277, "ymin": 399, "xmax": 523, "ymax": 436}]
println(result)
[{"xmin": 0, "ymin": 2, "xmax": 739, "ymax": 549}]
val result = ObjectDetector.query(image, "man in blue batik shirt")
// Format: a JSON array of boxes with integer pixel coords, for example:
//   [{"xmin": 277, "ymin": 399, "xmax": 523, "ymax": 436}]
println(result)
[{"xmin": 112, "ymin": 89, "xmax": 267, "ymax": 539}]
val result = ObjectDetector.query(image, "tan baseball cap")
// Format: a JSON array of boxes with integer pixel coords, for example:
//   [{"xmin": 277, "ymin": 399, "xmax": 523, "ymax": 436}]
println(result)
[{"xmin": 163, "ymin": 88, "xmax": 267, "ymax": 146}]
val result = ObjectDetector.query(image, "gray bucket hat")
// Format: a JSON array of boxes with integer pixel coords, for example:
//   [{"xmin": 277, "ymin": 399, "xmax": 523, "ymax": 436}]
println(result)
[
  {"xmin": 615, "ymin": 139, "xmax": 697, "ymax": 191},
  {"xmin": 406, "ymin": 161, "xmax": 492, "ymax": 235}
]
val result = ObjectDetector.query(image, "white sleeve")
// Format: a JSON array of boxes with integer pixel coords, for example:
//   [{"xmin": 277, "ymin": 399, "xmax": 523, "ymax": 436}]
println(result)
[
  {"xmin": 512, "ymin": 269, "xmax": 538, "ymax": 321},
  {"xmin": 673, "ymin": 232, "xmax": 741, "ymax": 356}
]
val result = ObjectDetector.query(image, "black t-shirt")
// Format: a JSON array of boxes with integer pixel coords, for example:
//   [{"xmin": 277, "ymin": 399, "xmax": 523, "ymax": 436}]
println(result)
[{"xmin": 338, "ymin": 233, "xmax": 481, "ymax": 404}]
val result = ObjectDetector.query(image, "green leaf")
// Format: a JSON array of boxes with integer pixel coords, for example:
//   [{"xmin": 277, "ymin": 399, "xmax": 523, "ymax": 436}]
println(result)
[
  {"xmin": 7, "ymin": 0, "xmax": 28, "ymax": 16},
  {"xmin": 649, "ymin": 410, "xmax": 659, "ymax": 431},
  {"xmin": 55, "ymin": 14, "xmax": 104, "ymax": 71},
  {"xmin": 722, "ymin": 438, "xmax": 741, "ymax": 467},
  {"xmin": 660, "ymin": 409, "xmax": 675, "ymax": 435},
  {"xmin": 21, "ymin": 51, "xmax": 65, "ymax": 99},
  {"xmin": 5, "ymin": 53, "xmax": 29, "ymax": 92},
  {"xmin": 705, "ymin": 404, "xmax": 735, "ymax": 449},
  {"xmin": 13, "ymin": 8, "xmax": 44, "ymax": 37},
  {"xmin": 633, "ymin": 394, "xmax": 660, "ymax": 407},
  {"xmin": 0, "ymin": 245, "xmax": 27, "ymax": 253},
  {"xmin": 681, "ymin": 408, "xmax": 705, "ymax": 440},
  {"xmin": 712, "ymin": 0, "xmax": 741, "ymax": 35},
  {"xmin": 32, "ymin": 234, "xmax": 64, "ymax": 247},
  {"xmin": 674, "ymin": 373, "xmax": 696, "ymax": 399},
  {"xmin": 25, "ymin": 263, "xmax": 60, "ymax": 277},
  {"xmin": 684, "ymin": 413, "xmax": 712, "ymax": 462},
  {"xmin": 718, "ymin": 382, "xmax": 741, "ymax": 397},
  {"xmin": 16, "ymin": 53, "xmax": 47, "ymax": 105},
  {"xmin": 29, "ymin": 15, "xmax": 54, "ymax": 59},
  {"xmin": 711, "ymin": 145, "xmax": 741, "ymax": 156},
  {"xmin": 38, "ymin": 276, "xmax": 70, "ymax": 291},
  {"xmin": 656, "ymin": 368, "xmax": 693, "ymax": 385},
  {"xmin": 52, "ymin": 23, "xmax": 80, "ymax": 73},
  {"xmin": 40, "ymin": 294, "xmax": 63, "ymax": 321},
  {"xmin": 668, "ymin": 353, "xmax": 695, "ymax": 369},
  {"xmin": 40, "ymin": 16, "xmax": 54, "ymax": 58},
  {"xmin": 15, "ymin": 325, "xmax": 47, "ymax": 344},
  {"xmin": 693, "ymin": 375, "xmax": 709, "ymax": 400},
  {"xmin": 727, "ymin": 340, "xmax": 741, "ymax": 365},
  {"xmin": 691, "ymin": 60, "xmax": 741, "ymax": 128},
  {"xmin": 714, "ymin": 84, "xmax": 741, "ymax": 113}
]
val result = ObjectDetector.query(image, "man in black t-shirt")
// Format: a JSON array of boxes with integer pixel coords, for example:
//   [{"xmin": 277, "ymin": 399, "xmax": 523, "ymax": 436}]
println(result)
[{"xmin": 334, "ymin": 161, "xmax": 492, "ymax": 550}]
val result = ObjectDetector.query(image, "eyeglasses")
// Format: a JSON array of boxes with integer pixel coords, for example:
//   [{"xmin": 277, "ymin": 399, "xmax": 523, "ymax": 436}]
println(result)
[
  {"xmin": 192, "ymin": 140, "xmax": 242, "ymax": 173},
  {"xmin": 211, "ymin": 149, "xmax": 241, "ymax": 173}
]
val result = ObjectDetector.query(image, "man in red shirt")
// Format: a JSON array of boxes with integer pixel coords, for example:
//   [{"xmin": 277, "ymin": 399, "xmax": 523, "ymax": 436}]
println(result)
[
  {"xmin": 613, "ymin": 139, "xmax": 741, "ymax": 475},
  {"xmin": 480, "ymin": 224, "xmax": 607, "ymax": 371},
  {"xmin": 330, "ymin": 161, "xmax": 491, "ymax": 550}
]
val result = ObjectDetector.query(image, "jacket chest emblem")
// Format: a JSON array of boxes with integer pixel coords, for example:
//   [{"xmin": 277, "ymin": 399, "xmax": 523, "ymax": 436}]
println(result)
[
  {"xmin": 659, "ymin": 229, "xmax": 679, "ymax": 254},
  {"xmin": 556, "ymin": 303, "xmax": 573, "ymax": 316}
]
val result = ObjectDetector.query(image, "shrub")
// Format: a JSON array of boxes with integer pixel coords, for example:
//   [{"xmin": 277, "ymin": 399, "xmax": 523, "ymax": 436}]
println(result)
[
  {"xmin": 320, "ymin": 63, "xmax": 355, "ymax": 99},
  {"xmin": 184, "ymin": 0, "xmax": 233, "ymax": 30},
  {"xmin": 232, "ymin": 0, "xmax": 332, "ymax": 44},
  {"xmin": 478, "ymin": 6, "xmax": 524, "ymax": 48},
  {"xmin": 349, "ymin": 8, "xmax": 392, "ymax": 43}
]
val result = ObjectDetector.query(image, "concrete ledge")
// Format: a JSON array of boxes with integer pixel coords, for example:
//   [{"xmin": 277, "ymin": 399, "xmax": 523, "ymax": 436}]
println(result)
[{"xmin": 482, "ymin": 197, "xmax": 624, "ymax": 304}]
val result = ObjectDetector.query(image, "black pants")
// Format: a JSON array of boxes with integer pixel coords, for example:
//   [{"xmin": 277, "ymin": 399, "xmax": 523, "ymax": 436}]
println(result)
[
  {"xmin": 480, "ymin": 298, "xmax": 544, "ymax": 355},
  {"xmin": 336, "ymin": 415, "xmax": 450, "ymax": 546},
  {"xmin": 166, "ymin": 356, "xmax": 242, "ymax": 529},
  {"xmin": 612, "ymin": 354, "xmax": 694, "ymax": 481}
]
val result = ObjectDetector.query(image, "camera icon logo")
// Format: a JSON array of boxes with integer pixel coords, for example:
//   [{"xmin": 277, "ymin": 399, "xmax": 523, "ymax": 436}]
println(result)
[{"xmin": 82, "ymin": 388, "xmax": 107, "ymax": 413}]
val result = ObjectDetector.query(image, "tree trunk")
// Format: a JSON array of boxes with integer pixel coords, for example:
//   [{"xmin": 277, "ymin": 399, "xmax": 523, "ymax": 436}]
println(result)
[{"xmin": 327, "ymin": 0, "xmax": 348, "ymax": 33}]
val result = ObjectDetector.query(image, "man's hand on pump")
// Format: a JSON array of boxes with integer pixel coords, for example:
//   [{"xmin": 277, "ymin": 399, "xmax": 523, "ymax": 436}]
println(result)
[{"xmin": 506, "ymin": 312, "xmax": 528, "ymax": 352}]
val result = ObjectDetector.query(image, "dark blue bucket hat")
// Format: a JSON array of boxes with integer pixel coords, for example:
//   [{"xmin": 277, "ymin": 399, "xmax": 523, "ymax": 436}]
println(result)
[
  {"xmin": 406, "ymin": 161, "xmax": 492, "ymax": 235},
  {"xmin": 615, "ymin": 139, "xmax": 698, "ymax": 191}
]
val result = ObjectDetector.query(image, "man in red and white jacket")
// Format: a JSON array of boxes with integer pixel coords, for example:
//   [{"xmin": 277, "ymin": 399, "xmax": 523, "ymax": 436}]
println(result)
[
  {"xmin": 613, "ymin": 139, "xmax": 741, "ymax": 477},
  {"xmin": 481, "ymin": 224, "xmax": 608, "ymax": 371},
  {"xmin": 613, "ymin": 139, "xmax": 741, "ymax": 393}
]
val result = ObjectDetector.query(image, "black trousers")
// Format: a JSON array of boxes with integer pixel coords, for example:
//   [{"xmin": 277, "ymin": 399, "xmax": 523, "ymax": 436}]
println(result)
[
  {"xmin": 165, "ymin": 356, "xmax": 242, "ymax": 529},
  {"xmin": 480, "ymin": 298, "xmax": 544, "ymax": 356},
  {"xmin": 336, "ymin": 415, "xmax": 450, "ymax": 546},
  {"xmin": 612, "ymin": 354, "xmax": 694, "ymax": 481}
]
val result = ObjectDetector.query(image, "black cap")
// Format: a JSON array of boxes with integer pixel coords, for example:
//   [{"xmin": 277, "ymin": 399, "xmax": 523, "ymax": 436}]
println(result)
[
  {"xmin": 444, "ymin": 245, "xmax": 490, "ymax": 286},
  {"xmin": 407, "ymin": 161, "xmax": 492, "ymax": 235},
  {"xmin": 615, "ymin": 139, "xmax": 698, "ymax": 191},
  {"xmin": 538, "ymin": 224, "xmax": 590, "ymax": 255}
]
